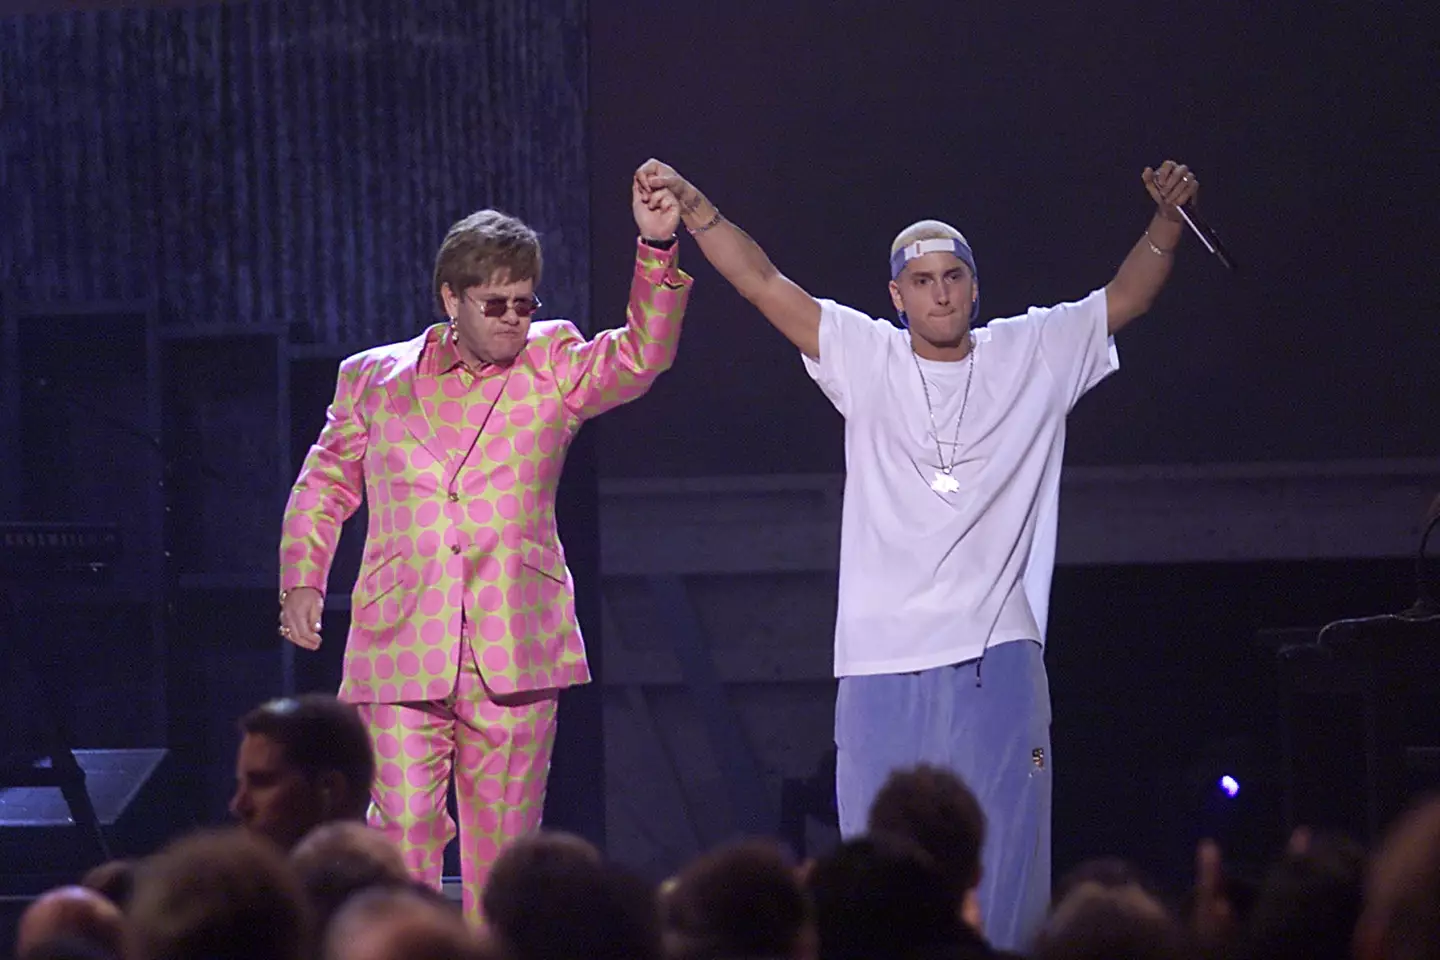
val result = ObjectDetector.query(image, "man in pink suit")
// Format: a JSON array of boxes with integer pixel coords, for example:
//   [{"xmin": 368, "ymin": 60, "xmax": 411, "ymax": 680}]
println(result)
[{"xmin": 275, "ymin": 183, "xmax": 688, "ymax": 921}]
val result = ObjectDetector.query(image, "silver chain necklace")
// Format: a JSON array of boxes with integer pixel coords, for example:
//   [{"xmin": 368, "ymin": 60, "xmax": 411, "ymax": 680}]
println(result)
[{"xmin": 910, "ymin": 334, "xmax": 976, "ymax": 494}]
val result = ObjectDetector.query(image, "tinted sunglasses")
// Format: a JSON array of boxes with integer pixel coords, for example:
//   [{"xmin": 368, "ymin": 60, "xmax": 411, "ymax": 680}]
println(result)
[{"xmin": 465, "ymin": 294, "xmax": 542, "ymax": 319}]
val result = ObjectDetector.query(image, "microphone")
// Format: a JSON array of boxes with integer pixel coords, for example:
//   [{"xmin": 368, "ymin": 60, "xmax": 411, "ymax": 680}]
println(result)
[{"xmin": 1175, "ymin": 203, "xmax": 1238, "ymax": 273}]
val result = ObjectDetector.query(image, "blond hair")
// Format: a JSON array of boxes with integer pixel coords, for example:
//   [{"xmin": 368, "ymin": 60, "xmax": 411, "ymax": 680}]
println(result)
[{"xmin": 889, "ymin": 219, "xmax": 969, "ymax": 258}]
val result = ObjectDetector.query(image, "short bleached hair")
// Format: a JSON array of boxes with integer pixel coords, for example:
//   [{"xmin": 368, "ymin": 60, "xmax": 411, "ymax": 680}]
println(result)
[{"xmin": 890, "ymin": 219, "xmax": 970, "ymax": 259}]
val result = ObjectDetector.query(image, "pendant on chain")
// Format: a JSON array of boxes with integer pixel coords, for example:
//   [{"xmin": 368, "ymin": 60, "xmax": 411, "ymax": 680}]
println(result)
[{"xmin": 930, "ymin": 470, "xmax": 960, "ymax": 494}]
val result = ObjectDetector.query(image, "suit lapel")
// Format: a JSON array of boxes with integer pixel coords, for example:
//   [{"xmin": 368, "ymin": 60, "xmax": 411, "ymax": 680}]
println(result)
[{"xmin": 381, "ymin": 329, "xmax": 450, "ymax": 467}]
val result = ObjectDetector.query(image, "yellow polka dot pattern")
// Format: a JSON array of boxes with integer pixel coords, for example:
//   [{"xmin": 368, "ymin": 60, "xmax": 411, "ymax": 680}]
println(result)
[{"xmin": 280, "ymin": 240, "xmax": 691, "ymax": 703}]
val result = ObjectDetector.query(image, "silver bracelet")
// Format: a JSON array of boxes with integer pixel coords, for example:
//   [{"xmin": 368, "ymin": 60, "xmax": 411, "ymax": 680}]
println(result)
[
  {"xmin": 1144, "ymin": 231, "xmax": 1174, "ymax": 256},
  {"xmin": 687, "ymin": 210, "xmax": 725, "ymax": 236}
]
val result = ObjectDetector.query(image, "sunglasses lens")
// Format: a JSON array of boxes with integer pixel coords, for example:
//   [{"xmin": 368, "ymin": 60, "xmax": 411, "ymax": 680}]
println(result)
[{"xmin": 480, "ymin": 298, "xmax": 538, "ymax": 317}]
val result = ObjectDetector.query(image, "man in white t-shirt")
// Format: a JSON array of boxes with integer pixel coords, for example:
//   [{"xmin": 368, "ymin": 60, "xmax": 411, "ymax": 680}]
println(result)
[{"xmin": 634, "ymin": 157, "xmax": 1200, "ymax": 952}]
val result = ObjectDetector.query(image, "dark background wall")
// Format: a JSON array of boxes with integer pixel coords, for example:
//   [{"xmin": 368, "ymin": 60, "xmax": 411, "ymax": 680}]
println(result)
[
  {"xmin": 590, "ymin": 0, "xmax": 1438, "ymax": 476},
  {"xmin": 1, "ymin": 0, "xmax": 590, "ymax": 339}
]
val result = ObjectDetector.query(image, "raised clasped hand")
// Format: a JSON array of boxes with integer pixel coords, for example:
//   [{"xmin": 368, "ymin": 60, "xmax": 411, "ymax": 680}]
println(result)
[
  {"xmin": 632, "ymin": 162, "xmax": 681, "ymax": 240},
  {"xmin": 1142, "ymin": 160, "xmax": 1200, "ymax": 221}
]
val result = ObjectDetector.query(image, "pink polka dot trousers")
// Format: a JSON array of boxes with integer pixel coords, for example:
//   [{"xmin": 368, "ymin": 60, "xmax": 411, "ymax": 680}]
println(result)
[{"xmin": 357, "ymin": 664, "xmax": 558, "ymax": 925}]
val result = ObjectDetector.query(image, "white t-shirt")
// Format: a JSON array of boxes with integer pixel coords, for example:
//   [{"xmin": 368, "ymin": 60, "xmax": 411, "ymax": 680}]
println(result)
[{"xmin": 803, "ymin": 288, "xmax": 1117, "ymax": 677}]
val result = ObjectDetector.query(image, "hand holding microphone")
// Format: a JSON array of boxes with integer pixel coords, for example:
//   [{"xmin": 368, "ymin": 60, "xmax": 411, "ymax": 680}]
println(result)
[{"xmin": 1143, "ymin": 160, "xmax": 1237, "ymax": 272}]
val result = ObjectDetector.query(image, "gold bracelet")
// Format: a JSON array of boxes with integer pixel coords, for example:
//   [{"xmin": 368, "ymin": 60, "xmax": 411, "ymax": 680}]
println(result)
[
  {"xmin": 1144, "ymin": 230, "xmax": 1174, "ymax": 256},
  {"xmin": 687, "ymin": 210, "xmax": 725, "ymax": 236},
  {"xmin": 279, "ymin": 587, "xmax": 321, "ymax": 607}
]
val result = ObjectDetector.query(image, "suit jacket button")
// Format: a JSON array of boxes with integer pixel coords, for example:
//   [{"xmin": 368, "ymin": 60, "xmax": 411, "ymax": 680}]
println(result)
[
  {"xmin": 450, "ymin": 544, "xmax": 461, "ymax": 554},
  {"xmin": 448, "ymin": 492, "xmax": 459, "ymax": 502}
]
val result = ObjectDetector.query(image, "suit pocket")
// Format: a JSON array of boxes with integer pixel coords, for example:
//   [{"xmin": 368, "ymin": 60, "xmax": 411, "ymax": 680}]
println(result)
[
  {"xmin": 519, "ymin": 536, "xmax": 567, "ymax": 585},
  {"xmin": 356, "ymin": 549, "xmax": 404, "ymax": 608}
]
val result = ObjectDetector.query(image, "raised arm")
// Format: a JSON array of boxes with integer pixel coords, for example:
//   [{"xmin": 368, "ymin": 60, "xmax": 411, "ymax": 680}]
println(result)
[
  {"xmin": 545, "ymin": 177, "xmax": 693, "ymax": 421},
  {"xmin": 549, "ymin": 238, "xmax": 691, "ymax": 421},
  {"xmin": 1104, "ymin": 160, "xmax": 1200, "ymax": 334},
  {"xmin": 636, "ymin": 158, "xmax": 822, "ymax": 360}
]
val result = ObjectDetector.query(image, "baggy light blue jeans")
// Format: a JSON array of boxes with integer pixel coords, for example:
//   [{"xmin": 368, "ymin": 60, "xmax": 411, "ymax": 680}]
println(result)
[{"xmin": 835, "ymin": 639, "xmax": 1051, "ymax": 953}]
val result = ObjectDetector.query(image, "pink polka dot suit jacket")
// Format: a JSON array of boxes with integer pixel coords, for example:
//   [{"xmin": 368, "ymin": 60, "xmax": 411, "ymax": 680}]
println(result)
[{"xmin": 280, "ymin": 240, "xmax": 691, "ymax": 704}]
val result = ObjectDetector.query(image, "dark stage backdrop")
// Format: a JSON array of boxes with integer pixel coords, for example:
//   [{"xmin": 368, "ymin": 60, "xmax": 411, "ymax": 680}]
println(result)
[
  {"xmin": 589, "ymin": 0, "xmax": 1438, "ymax": 476},
  {"xmin": 0, "ymin": 0, "xmax": 590, "ymax": 340}
]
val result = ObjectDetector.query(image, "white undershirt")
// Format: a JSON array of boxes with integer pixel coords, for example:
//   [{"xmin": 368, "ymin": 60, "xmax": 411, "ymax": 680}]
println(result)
[{"xmin": 802, "ymin": 288, "xmax": 1118, "ymax": 677}]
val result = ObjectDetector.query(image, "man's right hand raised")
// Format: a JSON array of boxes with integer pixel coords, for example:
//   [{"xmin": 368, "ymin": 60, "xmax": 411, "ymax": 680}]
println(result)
[
  {"xmin": 279, "ymin": 587, "xmax": 324, "ymax": 650},
  {"xmin": 631, "ymin": 157, "xmax": 821, "ymax": 359}
]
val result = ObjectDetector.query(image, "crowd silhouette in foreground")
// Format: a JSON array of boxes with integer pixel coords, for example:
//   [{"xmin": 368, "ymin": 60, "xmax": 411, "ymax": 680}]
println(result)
[{"xmin": 11, "ymin": 693, "xmax": 1438, "ymax": 960}]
